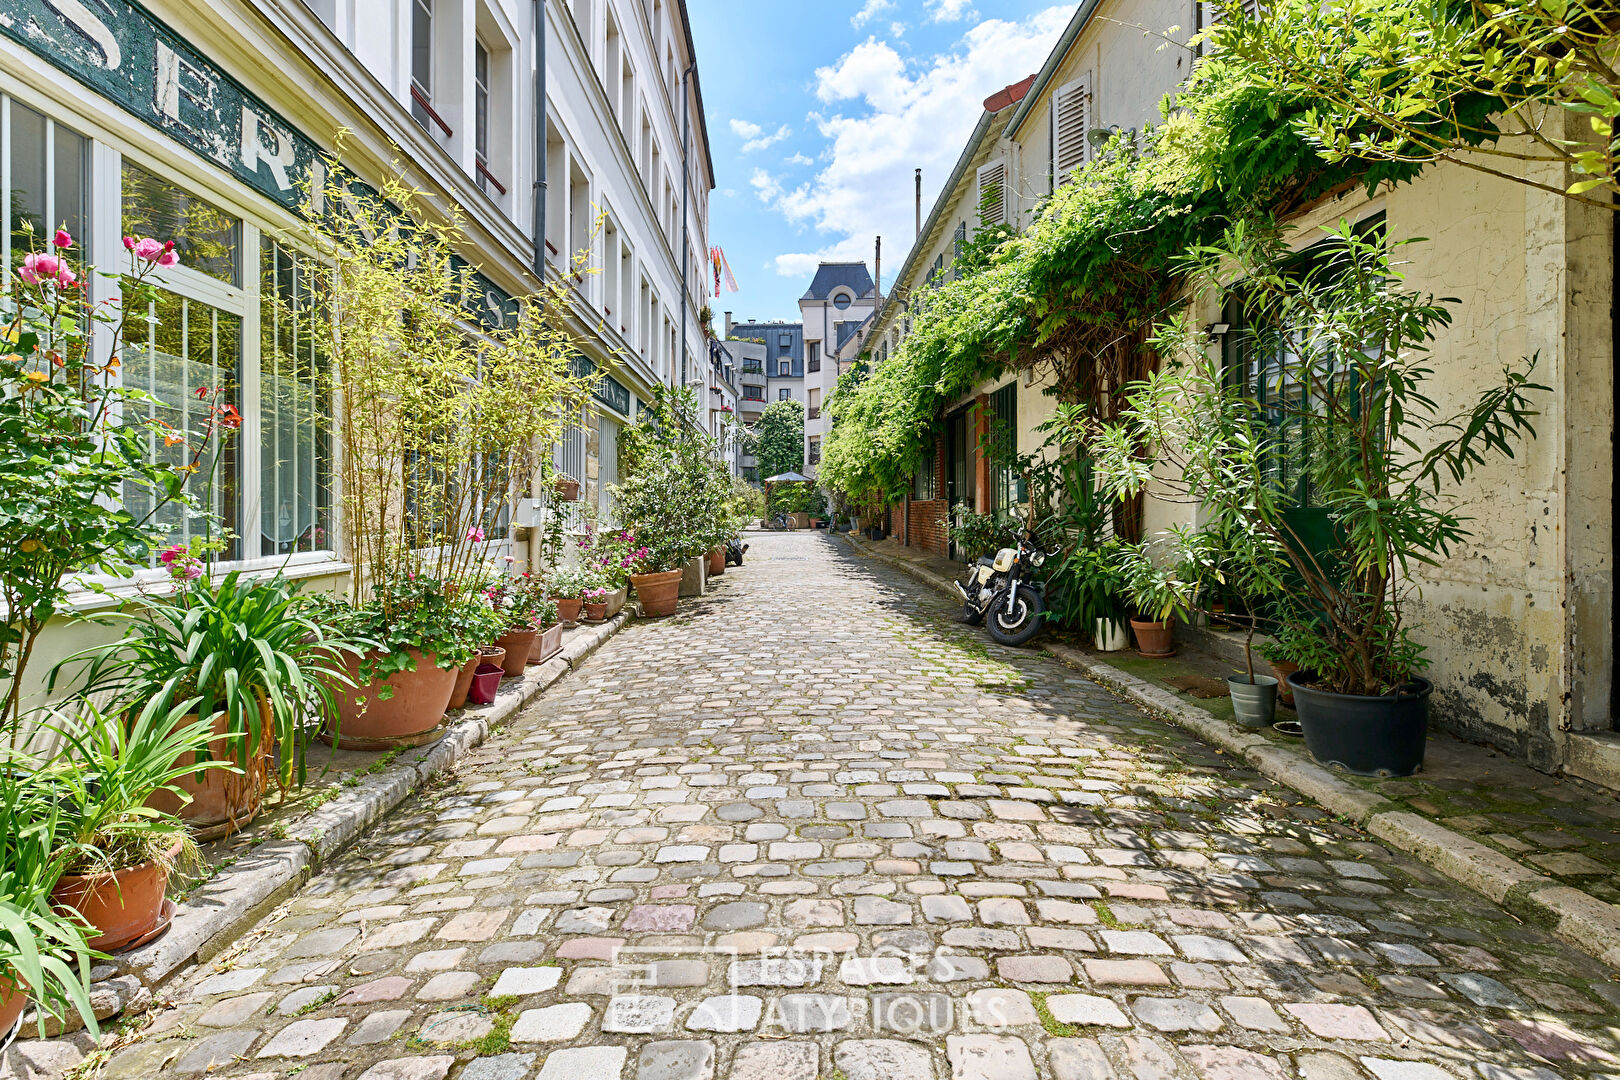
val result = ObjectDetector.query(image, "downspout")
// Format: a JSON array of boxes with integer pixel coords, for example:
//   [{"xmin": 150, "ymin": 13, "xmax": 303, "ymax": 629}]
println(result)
[
  {"xmin": 532, "ymin": 0, "xmax": 546, "ymax": 279},
  {"xmin": 679, "ymin": 61, "xmax": 696, "ymax": 394}
]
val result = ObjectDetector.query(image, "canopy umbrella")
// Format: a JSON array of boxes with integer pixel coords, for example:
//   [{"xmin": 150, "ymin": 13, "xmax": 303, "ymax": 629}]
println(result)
[{"xmin": 763, "ymin": 471, "xmax": 812, "ymax": 484}]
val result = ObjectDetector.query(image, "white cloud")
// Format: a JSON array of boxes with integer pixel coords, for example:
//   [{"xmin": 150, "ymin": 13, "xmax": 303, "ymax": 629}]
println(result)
[
  {"xmin": 786, "ymin": 152, "xmax": 814, "ymax": 167},
  {"xmin": 926, "ymin": 0, "xmax": 975, "ymax": 21},
  {"xmin": 731, "ymin": 118, "xmax": 791, "ymax": 152},
  {"xmin": 760, "ymin": 8, "xmax": 1070, "ymax": 277},
  {"xmin": 850, "ymin": 0, "xmax": 893, "ymax": 29}
]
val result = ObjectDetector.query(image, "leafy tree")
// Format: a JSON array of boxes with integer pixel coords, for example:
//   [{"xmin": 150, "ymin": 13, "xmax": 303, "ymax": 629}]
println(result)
[
  {"xmin": 1209, "ymin": 0, "xmax": 1619, "ymax": 206},
  {"xmin": 757, "ymin": 399, "xmax": 805, "ymax": 478}
]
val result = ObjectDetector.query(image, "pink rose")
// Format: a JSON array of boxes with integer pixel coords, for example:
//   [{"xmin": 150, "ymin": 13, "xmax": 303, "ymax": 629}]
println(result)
[
  {"xmin": 467, "ymin": 526, "xmax": 486, "ymax": 543},
  {"xmin": 17, "ymin": 265, "xmax": 38, "ymax": 285},
  {"xmin": 132, "ymin": 238, "xmax": 163, "ymax": 262},
  {"xmin": 53, "ymin": 229, "xmax": 72, "ymax": 249}
]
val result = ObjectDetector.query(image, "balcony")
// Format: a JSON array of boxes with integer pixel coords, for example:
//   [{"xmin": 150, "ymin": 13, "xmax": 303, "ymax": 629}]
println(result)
[{"xmin": 808, "ymin": 407, "xmax": 821, "ymax": 420}]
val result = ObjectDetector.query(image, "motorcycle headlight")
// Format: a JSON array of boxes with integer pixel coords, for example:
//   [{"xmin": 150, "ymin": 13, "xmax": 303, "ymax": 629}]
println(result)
[{"xmin": 1030, "ymin": 550, "xmax": 1046, "ymax": 568}]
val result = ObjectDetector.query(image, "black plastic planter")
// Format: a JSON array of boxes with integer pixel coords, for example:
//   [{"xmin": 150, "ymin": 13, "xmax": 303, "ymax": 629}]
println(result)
[{"xmin": 1287, "ymin": 670, "xmax": 1432, "ymax": 777}]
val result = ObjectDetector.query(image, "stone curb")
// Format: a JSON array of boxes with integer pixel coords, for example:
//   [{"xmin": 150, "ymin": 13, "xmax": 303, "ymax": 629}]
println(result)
[
  {"xmin": 839, "ymin": 532, "xmax": 1620, "ymax": 969},
  {"xmin": 103, "ymin": 611, "xmax": 635, "ymax": 993}
]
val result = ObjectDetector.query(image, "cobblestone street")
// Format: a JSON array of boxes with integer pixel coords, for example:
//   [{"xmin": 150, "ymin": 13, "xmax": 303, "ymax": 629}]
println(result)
[{"xmin": 109, "ymin": 532, "xmax": 1620, "ymax": 1080}]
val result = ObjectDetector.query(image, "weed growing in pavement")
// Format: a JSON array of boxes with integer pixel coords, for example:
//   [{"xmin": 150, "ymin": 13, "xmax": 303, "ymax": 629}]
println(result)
[
  {"xmin": 1091, "ymin": 898, "xmax": 1122, "ymax": 929},
  {"xmin": 1029, "ymin": 990, "xmax": 1077, "ymax": 1037}
]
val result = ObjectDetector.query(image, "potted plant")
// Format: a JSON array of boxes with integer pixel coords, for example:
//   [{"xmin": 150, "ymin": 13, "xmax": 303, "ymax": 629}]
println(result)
[
  {"xmin": 447, "ymin": 590, "xmax": 507, "ymax": 710},
  {"xmin": 553, "ymin": 473, "xmax": 581, "ymax": 503},
  {"xmin": 0, "ymin": 765, "xmax": 99, "ymax": 1042},
  {"xmin": 581, "ymin": 586, "xmax": 610, "ymax": 623},
  {"xmin": 487, "ymin": 569, "xmax": 549, "ymax": 677},
  {"xmin": 1093, "ymin": 224, "xmax": 1542, "ymax": 774},
  {"xmin": 549, "ymin": 566, "xmax": 588, "ymax": 626},
  {"xmin": 58, "ymin": 566, "xmax": 362, "ymax": 839},
  {"xmin": 575, "ymin": 517, "xmax": 637, "ymax": 617},
  {"xmin": 1110, "ymin": 540, "xmax": 1195, "ymax": 659},
  {"xmin": 46, "ymin": 700, "xmax": 224, "ymax": 951}
]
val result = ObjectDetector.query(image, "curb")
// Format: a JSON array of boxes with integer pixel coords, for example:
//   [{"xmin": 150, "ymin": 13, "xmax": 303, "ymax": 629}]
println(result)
[
  {"xmin": 838, "ymin": 533, "xmax": 1620, "ymax": 969},
  {"xmin": 103, "ymin": 612, "xmax": 634, "ymax": 994}
]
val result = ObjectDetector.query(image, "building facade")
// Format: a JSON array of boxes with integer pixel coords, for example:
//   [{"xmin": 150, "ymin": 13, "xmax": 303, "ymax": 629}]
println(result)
[
  {"xmin": 855, "ymin": 0, "xmax": 1617, "ymax": 782},
  {"xmin": 798, "ymin": 262, "xmax": 876, "ymax": 479},
  {"xmin": 0, "ymin": 0, "xmax": 714, "ymax": 707}
]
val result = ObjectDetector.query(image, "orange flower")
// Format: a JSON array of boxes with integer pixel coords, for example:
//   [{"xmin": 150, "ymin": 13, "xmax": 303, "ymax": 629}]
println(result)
[{"xmin": 164, "ymin": 434, "xmax": 186, "ymax": 447}]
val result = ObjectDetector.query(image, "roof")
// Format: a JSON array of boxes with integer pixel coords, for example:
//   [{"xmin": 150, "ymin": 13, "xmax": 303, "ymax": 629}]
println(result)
[
  {"xmin": 1005, "ymin": 0, "xmax": 1107, "ymax": 139},
  {"xmin": 983, "ymin": 74, "xmax": 1037, "ymax": 114},
  {"xmin": 800, "ymin": 262, "xmax": 875, "ymax": 302},
  {"xmin": 674, "ymin": 0, "xmax": 716, "ymax": 189}
]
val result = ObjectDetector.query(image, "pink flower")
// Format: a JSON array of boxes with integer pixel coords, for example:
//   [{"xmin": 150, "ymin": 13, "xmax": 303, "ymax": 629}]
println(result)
[
  {"xmin": 17, "ymin": 264, "xmax": 37, "ymax": 285},
  {"xmin": 123, "ymin": 236, "xmax": 136, "ymax": 251},
  {"xmin": 177, "ymin": 562, "xmax": 203, "ymax": 581},
  {"xmin": 131, "ymin": 238, "xmax": 163, "ymax": 261},
  {"xmin": 157, "ymin": 544, "xmax": 185, "ymax": 565},
  {"xmin": 467, "ymin": 526, "xmax": 487, "ymax": 543},
  {"xmin": 53, "ymin": 229, "xmax": 72, "ymax": 249}
]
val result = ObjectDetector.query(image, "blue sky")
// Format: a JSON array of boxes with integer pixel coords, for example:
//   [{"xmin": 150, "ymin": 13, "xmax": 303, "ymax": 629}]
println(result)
[{"xmin": 688, "ymin": 1, "xmax": 1072, "ymax": 325}]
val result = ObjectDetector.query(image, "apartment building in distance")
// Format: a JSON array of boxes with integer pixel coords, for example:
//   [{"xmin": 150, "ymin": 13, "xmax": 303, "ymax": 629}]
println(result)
[{"xmin": 799, "ymin": 262, "xmax": 876, "ymax": 478}]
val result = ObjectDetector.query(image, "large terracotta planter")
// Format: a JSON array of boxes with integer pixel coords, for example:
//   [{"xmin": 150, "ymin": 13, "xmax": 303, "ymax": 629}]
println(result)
[
  {"xmin": 631, "ymin": 570, "xmax": 683, "ymax": 617},
  {"xmin": 531, "ymin": 623, "xmax": 564, "ymax": 664},
  {"xmin": 148, "ymin": 703, "xmax": 271, "ymax": 841},
  {"xmin": 0, "ymin": 976, "xmax": 26, "ymax": 1040},
  {"xmin": 556, "ymin": 597, "xmax": 583, "ymax": 625},
  {"xmin": 708, "ymin": 548, "xmax": 726, "ymax": 576},
  {"xmin": 1129, "ymin": 617, "xmax": 1175, "ymax": 658},
  {"xmin": 494, "ymin": 628, "xmax": 536, "ymax": 676},
  {"xmin": 52, "ymin": 843, "xmax": 180, "ymax": 952},
  {"xmin": 329, "ymin": 648, "xmax": 456, "ymax": 748}
]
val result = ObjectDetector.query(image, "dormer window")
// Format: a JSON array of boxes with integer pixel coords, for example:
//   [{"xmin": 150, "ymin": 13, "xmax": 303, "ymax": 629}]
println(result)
[{"xmin": 832, "ymin": 292, "xmax": 852, "ymax": 310}]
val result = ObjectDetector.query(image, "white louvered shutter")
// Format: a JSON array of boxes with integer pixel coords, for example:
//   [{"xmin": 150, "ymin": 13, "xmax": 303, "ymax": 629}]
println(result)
[
  {"xmin": 976, "ymin": 160, "xmax": 1007, "ymax": 227},
  {"xmin": 1052, "ymin": 75, "xmax": 1091, "ymax": 186}
]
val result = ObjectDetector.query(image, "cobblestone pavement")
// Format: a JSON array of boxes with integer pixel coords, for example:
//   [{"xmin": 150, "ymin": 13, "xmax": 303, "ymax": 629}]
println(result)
[{"xmin": 107, "ymin": 532, "xmax": 1620, "ymax": 1080}]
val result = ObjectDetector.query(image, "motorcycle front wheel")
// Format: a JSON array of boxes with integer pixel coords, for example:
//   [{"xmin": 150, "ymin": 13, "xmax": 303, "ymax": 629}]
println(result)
[
  {"xmin": 987, "ymin": 584, "xmax": 1044, "ymax": 646},
  {"xmin": 959, "ymin": 599, "xmax": 986, "ymax": 626}
]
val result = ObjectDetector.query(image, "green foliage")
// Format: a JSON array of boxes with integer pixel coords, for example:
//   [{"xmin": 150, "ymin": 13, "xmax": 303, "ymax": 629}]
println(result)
[
  {"xmin": 1110, "ymin": 539, "xmax": 1201, "ymax": 624},
  {"xmin": 820, "ymin": 32, "xmax": 1427, "ymax": 502},
  {"xmin": 612, "ymin": 386, "xmax": 734, "ymax": 572},
  {"xmin": 1, "ymin": 230, "xmax": 204, "ymax": 737},
  {"xmin": 756, "ymin": 399, "xmax": 805, "ymax": 479},
  {"xmin": 942, "ymin": 503, "xmax": 1007, "ymax": 561},
  {"xmin": 1094, "ymin": 223, "xmax": 1543, "ymax": 694},
  {"xmin": 57, "ymin": 573, "xmax": 365, "ymax": 795},
  {"xmin": 728, "ymin": 476, "xmax": 766, "ymax": 520},
  {"xmin": 1208, "ymin": 0, "xmax": 1620, "ymax": 206},
  {"xmin": 306, "ymin": 572, "xmax": 493, "ymax": 681}
]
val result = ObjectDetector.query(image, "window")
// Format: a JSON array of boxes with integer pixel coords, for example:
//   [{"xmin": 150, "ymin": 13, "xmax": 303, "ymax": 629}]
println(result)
[
  {"xmin": 913, "ymin": 442, "xmax": 937, "ymax": 500},
  {"xmin": 3, "ymin": 97, "xmax": 89, "ymax": 271},
  {"xmin": 122, "ymin": 288, "xmax": 243, "ymax": 557},
  {"xmin": 778, "ymin": 388, "xmax": 792, "ymax": 401},
  {"xmin": 778, "ymin": 360, "xmax": 790, "ymax": 377},
  {"xmin": 474, "ymin": 40, "xmax": 496, "ymax": 193},
  {"xmin": 743, "ymin": 386, "xmax": 764, "ymax": 401},
  {"xmin": 411, "ymin": 0, "xmax": 435, "ymax": 132},
  {"xmin": 121, "ymin": 160, "xmax": 239, "ymax": 284},
  {"xmin": 807, "ymin": 342, "xmax": 820, "ymax": 373},
  {"xmin": 808, "ymin": 389, "xmax": 820, "ymax": 420},
  {"xmin": 260, "ymin": 241, "xmax": 333, "ymax": 555},
  {"xmin": 1052, "ymin": 74, "xmax": 1092, "ymax": 185},
  {"xmin": 808, "ymin": 436, "xmax": 821, "ymax": 466},
  {"xmin": 832, "ymin": 292, "xmax": 851, "ymax": 311},
  {"xmin": 988, "ymin": 382, "xmax": 1019, "ymax": 515}
]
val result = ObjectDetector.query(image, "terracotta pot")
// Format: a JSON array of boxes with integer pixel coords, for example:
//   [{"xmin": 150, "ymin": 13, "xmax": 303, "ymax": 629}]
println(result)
[
  {"xmin": 555, "ymin": 478, "xmax": 580, "ymax": 502},
  {"xmin": 1129, "ymin": 617, "xmax": 1176, "ymax": 658},
  {"xmin": 708, "ymin": 548, "xmax": 726, "ymax": 576},
  {"xmin": 584, "ymin": 601, "xmax": 608, "ymax": 622},
  {"xmin": 330, "ymin": 648, "xmax": 456, "ymax": 746},
  {"xmin": 0, "ymin": 975, "xmax": 26, "ymax": 1039},
  {"xmin": 631, "ymin": 570, "xmax": 683, "ymax": 617},
  {"xmin": 531, "ymin": 623, "xmax": 564, "ymax": 664},
  {"xmin": 1269, "ymin": 659, "xmax": 1299, "ymax": 706},
  {"xmin": 494, "ymin": 628, "xmax": 536, "ymax": 677},
  {"xmin": 147, "ymin": 703, "xmax": 271, "ymax": 841},
  {"xmin": 556, "ymin": 597, "xmax": 583, "ymax": 625},
  {"xmin": 52, "ymin": 843, "xmax": 179, "ymax": 952},
  {"xmin": 449, "ymin": 655, "xmax": 479, "ymax": 710},
  {"xmin": 604, "ymin": 587, "xmax": 628, "ymax": 619}
]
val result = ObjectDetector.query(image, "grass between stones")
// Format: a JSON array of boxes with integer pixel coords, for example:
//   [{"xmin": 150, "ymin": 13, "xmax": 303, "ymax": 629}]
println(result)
[{"xmin": 1028, "ymin": 990, "xmax": 1077, "ymax": 1037}]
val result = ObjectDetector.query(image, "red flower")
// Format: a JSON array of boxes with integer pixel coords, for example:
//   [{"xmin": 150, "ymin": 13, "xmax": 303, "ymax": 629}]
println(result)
[{"xmin": 194, "ymin": 386, "xmax": 211, "ymax": 399}]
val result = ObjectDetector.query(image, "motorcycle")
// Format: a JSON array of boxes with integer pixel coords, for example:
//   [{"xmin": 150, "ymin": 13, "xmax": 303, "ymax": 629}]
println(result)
[
  {"xmin": 955, "ymin": 526, "xmax": 1055, "ymax": 647},
  {"xmin": 725, "ymin": 537, "xmax": 749, "ymax": 566}
]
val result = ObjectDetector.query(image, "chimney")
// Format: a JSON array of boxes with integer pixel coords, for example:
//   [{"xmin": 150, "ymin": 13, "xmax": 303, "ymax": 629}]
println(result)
[
  {"xmin": 915, "ymin": 169, "xmax": 922, "ymax": 238},
  {"xmin": 874, "ymin": 237, "xmax": 882, "ymax": 310},
  {"xmin": 724, "ymin": 311, "xmax": 733, "ymax": 337}
]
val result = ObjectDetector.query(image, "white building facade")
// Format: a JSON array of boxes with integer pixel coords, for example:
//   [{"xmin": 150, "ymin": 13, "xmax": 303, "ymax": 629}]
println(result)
[{"xmin": 797, "ymin": 262, "xmax": 875, "ymax": 480}]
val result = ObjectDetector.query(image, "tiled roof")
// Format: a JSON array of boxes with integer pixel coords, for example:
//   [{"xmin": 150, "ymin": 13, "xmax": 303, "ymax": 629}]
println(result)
[{"xmin": 800, "ymin": 262, "xmax": 875, "ymax": 302}]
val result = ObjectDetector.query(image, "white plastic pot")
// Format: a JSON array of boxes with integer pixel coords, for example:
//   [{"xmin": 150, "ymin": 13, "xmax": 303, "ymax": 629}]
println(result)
[{"xmin": 1094, "ymin": 618, "xmax": 1130, "ymax": 652}]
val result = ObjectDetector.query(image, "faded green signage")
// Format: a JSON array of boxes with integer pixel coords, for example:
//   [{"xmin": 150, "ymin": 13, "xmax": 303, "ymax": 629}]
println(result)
[
  {"xmin": 0, "ymin": 0, "xmax": 519, "ymax": 327},
  {"xmin": 571, "ymin": 356, "xmax": 634, "ymax": 416}
]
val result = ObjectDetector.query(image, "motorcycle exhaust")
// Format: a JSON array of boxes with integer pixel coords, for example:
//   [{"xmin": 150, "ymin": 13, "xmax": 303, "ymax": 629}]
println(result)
[{"xmin": 954, "ymin": 580, "xmax": 970, "ymax": 601}]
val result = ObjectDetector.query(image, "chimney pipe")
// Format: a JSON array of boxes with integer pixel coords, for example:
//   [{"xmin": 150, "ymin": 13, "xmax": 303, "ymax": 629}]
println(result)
[
  {"xmin": 874, "ymin": 237, "xmax": 882, "ymax": 310},
  {"xmin": 724, "ymin": 311, "xmax": 733, "ymax": 337},
  {"xmin": 914, "ymin": 168, "xmax": 922, "ymax": 238}
]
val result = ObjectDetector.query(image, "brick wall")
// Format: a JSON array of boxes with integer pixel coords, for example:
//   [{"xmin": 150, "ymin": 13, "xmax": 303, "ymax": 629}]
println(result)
[{"xmin": 907, "ymin": 500, "xmax": 951, "ymax": 557}]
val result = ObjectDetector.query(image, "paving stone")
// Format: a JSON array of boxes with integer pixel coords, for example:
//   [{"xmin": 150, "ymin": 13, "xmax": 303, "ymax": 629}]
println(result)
[
  {"xmin": 1046, "ymin": 1038, "xmax": 1117, "ymax": 1080},
  {"xmin": 347, "ymin": 1009, "xmax": 411, "ymax": 1045},
  {"xmin": 418, "ymin": 1011, "xmax": 493, "ymax": 1044},
  {"xmin": 685, "ymin": 994, "xmax": 763, "ymax": 1032},
  {"xmin": 1046, "ymin": 994, "xmax": 1130, "ymax": 1028},
  {"xmin": 603, "ymin": 994, "xmax": 676, "ymax": 1033},
  {"xmin": 1131, "ymin": 996, "xmax": 1223, "ymax": 1032},
  {"xmin": 256, "ymin": 1017, "xmax": 347, "ymax": 1057},
  {"xmin": 1180, "ymin": 1046, "xmax": 1290, "ymax": 1080},
  {"xmin": 511, "ymin": 1002, "xmax": 593, "ymax": 1042},
  {"xmin": 491, "ymin": 966, "xmax": 563, "ymax": 996},
  {"xmin": 834, "ymin": 1039, "xmax": 934, "ymax": 1080},
  {"xmin": 354, "ymin": 1058, "xmax": 455, "ymax": 1080},
  {"xmin": 729, "ymin": 1042, "xmax": 819, "ymax": 1080},
  {"xmin": 946, "ymin": 1035, "xmax": 1036, "ymax": 1080},
  {"xmin": 176, "ymin": 1030, "xmax": 261, "ymax": 1074},
  {"xmin": 536, "ymin": 1046, "xmax": 627, "ymax": 1080},
  {"xmin": 1285, "ymin": 1003, "xmax": 1388, "ymax": 1040},
  {"xmin": 702, "ymin": 901, "xmax": 767, "ymax": 930},
  {"xmin": 637, "ymin": 1039, "xmax": 715, "ymax": 1080},
  {"xmin": 967, "ymin": 987, "xmax": 1037, "ymax": 1027},
  {"xmin": 460, "ymin": 1055, "xmax": 538, "ymax": 1080},
  {"xmin": 996, "ymin": 955, "xmax": 1074, "ymax": 983},
  {"xmin": 772, "ymin": 993, "xmax": 853, "ymax": 1032}
]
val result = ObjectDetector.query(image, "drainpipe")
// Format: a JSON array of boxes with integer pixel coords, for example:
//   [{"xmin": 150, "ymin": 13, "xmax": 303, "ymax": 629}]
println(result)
[
  {"xmin": 679, "ymin": 61, "xmax": 696, "ymax": 394},
  {"xmin": 532, "ymin": 0, "xmax": 546, "ymax": 279}
]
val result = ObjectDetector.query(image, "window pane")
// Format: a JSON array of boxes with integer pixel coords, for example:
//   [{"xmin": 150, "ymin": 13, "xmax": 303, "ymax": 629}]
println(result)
[
  {"xmin": 8, "ymin": 100, "xmax": 46, "ymax": 262},
  {"xmin": 260, "ymin": 240, "xmax": 333, "ymax": 555},
  {"xmin": 122, "ymin": 288, "xmax": 242, "ymax": 558},
  {"xmin": 121, "ymin": 159, "xmax": 239, "ymax": 284},
  {"xmin": 413, "ymin": 0, "xmax": 433, "ymax": 93},
  {"xmin": 53, "ymin": 121, "xmax": 88, "ymax": 258}
]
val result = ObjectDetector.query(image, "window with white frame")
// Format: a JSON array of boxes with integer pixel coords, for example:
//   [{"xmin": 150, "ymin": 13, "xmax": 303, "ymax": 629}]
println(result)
[
  {"xmin": 1052, "ymin": 73, "xmax": 1092, "ymax": 186},
  {"xmin": 260, "ymin": 241, "xmax": 333, "ymax": 555},
  {"xmin": 474, "ymin": 40, "xmax": 494, "ymax": 192},
  {"xmin": 411, "ymin": 0, "xmax": 444, "ymax": 139},
  {"xmin": 3, "ymin": 96, "xmax": 89, "ymax": 270}
]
